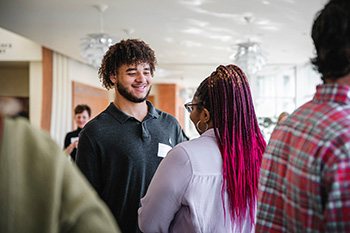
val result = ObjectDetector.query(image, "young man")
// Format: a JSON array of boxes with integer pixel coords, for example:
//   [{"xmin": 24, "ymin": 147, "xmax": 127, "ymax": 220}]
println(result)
[
  {"xmin": 256, "ymin": 0, "xmax": 350, "ymax": 232},
  {"xmin": 76, "ymin": 39, "xmax": 183, "ymax": 233}
]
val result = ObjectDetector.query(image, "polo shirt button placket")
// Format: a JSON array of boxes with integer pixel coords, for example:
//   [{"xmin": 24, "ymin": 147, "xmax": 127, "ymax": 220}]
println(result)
[{"xmin": 141, "ymin": 122, "xmax": 150, "ymax": 140}]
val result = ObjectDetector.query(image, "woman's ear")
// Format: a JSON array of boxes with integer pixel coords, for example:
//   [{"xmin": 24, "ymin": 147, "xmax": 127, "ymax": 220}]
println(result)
[{"xmin": 201, "ymin": 108, "xmax": 211, "ymax": 124}]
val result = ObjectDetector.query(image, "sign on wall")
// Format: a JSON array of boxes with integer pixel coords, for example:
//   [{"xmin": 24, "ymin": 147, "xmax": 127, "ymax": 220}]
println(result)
[{"xmin": 0, "ymin": 27, "xmax": 41, "ymax": 61}]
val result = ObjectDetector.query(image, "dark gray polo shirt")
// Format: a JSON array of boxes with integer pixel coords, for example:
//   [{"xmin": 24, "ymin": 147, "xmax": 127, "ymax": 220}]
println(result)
[{"xmin": 76, "ymin": 101, "xmax": 183, "ymax": 233}]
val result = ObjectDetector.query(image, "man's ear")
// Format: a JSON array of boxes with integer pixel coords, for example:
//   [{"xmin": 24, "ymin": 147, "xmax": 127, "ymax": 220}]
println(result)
[{"xmin": 110, "ymin": 74, "xmax": 117, "ymax": 84}]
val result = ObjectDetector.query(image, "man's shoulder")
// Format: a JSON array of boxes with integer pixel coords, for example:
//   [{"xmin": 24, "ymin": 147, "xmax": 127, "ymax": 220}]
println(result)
[
  {"xmin": 294, "ymin": 99, "xmax": 350, "ymax": 130},
  {"xmin": 154, "ymin": 108, "xmax": 180, "ymax": 124},
  {"xmin": 268, "ymin": 101, "xmax": 350, "ymax": 152},
  {"xmin": 146, "ymin": 100, "xmax": 180, "ymax": 125},
  {"xmin": 81, "ymin": 109, "xmax": 115, "ymax": 133},
  {"xmin": 155, "ymin": 110, "xmax": 182, "ymax": 131}
]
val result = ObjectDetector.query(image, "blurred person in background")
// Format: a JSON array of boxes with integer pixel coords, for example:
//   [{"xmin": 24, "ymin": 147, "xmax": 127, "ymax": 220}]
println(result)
[
  {"xmin": 276, "ymin": 111, "xmax": 289, "ymax": 125},
  {"xmin": 64, "ymin": 104, "xmax": 91, "ymax": 161}
]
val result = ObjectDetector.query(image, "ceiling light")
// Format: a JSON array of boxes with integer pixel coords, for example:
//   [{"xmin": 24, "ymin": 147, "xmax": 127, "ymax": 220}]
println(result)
[
  {"xmin": 80, "ymin": 5, "xmax": 117, "ymax": 69},
  {"xmin": 232, "ymin": 40, "xmax": 266, "ymax": 75},
  {"xmin": 231, "ymin": 15, "xmax": 267, "ymax": 75}
]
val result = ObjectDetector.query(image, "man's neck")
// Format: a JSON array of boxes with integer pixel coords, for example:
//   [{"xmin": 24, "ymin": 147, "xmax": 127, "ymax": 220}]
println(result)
[
  {"xmin": 113, "ymin": 96, "xmax": 148, "ymax": 122},
  {"xmin": 324, "ymin": 73, "xmax": 350, "ymax": 86}
]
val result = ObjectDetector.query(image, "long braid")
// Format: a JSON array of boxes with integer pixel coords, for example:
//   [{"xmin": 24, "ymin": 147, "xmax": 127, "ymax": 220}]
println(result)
[{"xmin": 195, "ymin": 65, "xmax": 266, "ymax": 228}]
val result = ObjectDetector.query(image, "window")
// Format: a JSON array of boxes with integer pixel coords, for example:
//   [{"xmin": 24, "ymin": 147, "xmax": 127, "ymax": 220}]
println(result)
[
  {"xmin": 254, "ymin": 66, "xmax": 296, "ymax": 118},
  {"xmin": 250, "ymin": 65, "xmax": 296, "ymax": 141}
]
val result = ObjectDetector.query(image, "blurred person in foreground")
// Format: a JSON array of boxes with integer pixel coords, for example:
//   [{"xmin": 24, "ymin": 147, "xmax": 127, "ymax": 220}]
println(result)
[
  {"xmin": 138, "ymin": 65, "xmax": 266, "ymax": 232},
  {"xmin": 256, "ymin": 0, "xmax": 350, "ymax": 232},
  {"xmin": 64, "ymin": 104, "xmax": 91, "ymax": 161},
  {"xmin": 0, "ymin": 97, "xmax": 120, "ymax": 233},
  {"xmin": 76, "ymin": 39, "xmax": 183, "ymax": 233}
]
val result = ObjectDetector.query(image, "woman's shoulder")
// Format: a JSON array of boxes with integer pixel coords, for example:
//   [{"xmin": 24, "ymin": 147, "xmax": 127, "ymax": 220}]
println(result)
[
  {"xmin": 179, "ymin": 132, "xmax": 217, "ymax": 150},
  {"xmin": 168, "ymin": 134, "xmax": 219, "ymax": 161}
]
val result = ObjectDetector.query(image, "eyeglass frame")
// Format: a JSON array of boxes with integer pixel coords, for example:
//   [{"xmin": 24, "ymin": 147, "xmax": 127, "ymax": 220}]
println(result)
[{"xmin": 184, "ymin": 102, "xmax": 203, "ymax": 113}]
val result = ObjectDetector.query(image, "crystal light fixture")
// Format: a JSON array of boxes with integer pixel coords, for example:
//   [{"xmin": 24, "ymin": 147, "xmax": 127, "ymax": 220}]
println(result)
[
  {"xmin": 232, "ymin": 40, "xmax": 266, "ymax": 75},
  {"xmin": 80, "ymin": 5, "xmax": 117, "ymax": 69},
  {"xmin": 231, "ymin": 15, "xmax": 267, "ymax": 75}
]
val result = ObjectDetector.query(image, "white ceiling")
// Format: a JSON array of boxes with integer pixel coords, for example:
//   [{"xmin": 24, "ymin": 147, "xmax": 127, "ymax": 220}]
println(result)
[{"xmin": 0, "ymin": 0, "xmax": 326, "ymax": 87}]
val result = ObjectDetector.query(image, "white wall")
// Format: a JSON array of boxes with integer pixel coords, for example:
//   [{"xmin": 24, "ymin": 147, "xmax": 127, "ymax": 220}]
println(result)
[
  {"xmin": 69, "ymin": 58, "xmax": 114, "ymax": 102},
  {"xmin": 29, "ymin": 61, "xmax": 42, "ymax": 127},
  {"xmin": 0, "ymin": 27, "xmax": 41, "ymax": 61},
  {"xmin": 69, "ymin": 59, "xmax": 102, "ymax": 88},
  {"xmin": 51, "ymin": 53, "xmax": 114, "ymax": 147},
  {"xmin": 0, "ymin": 27, "xmax": 43, "ymax": 127}
]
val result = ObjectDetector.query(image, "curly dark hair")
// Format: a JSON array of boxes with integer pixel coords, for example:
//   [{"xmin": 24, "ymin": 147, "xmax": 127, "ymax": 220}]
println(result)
[
  {"xmin": 98, "ymin": 39, "xmax": 157, "ymax": 90},
  {"xmin": 311, "ymin": 0, "xmax": 350, "ymax": 81}
]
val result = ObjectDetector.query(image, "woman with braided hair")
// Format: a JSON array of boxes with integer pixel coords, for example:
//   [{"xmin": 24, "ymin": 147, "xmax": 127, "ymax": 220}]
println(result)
[{"xmin": 138, "ymin": 64, "xmax": 266, "ymax": 232}]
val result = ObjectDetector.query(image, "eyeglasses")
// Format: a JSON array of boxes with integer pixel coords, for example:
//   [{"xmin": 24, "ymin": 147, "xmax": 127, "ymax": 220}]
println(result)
[{"xmin": 184, "ymin": 102, "xmax": 202, "ymax": 113}]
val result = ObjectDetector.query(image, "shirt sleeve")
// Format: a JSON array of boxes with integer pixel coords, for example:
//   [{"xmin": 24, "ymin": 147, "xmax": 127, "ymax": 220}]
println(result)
[
  {"xmin": 323, "ymin": 138, "xmax": 350, "ymax": 232},
  {"xmin": 75, "ymin": 130, "xmax": 103, "ymax": 195},
  {"xmin": 138, "ymin": 145, "xmax": 192, "ymax": 233}
]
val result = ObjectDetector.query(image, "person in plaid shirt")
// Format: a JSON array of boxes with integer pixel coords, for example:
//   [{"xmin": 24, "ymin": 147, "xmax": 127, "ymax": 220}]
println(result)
[{"xmin": 256, "ymin": 0, "xmax": 350, "ymax": 232}]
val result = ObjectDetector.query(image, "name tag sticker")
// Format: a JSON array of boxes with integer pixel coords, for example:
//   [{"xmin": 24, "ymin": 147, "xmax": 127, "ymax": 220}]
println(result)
[
  {"xmin": 70, "ymin": 137, "xmax": 79, "ymax": 144},
  {"xmin": 157, "ymin": 143, "xmax": 172, "ymax": 158}
]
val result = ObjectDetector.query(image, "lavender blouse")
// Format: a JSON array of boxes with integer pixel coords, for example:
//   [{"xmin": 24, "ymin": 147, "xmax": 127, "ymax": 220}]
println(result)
[{"xmin": 138, "ymin": 129, "xmax": 255, "ymax": 233}]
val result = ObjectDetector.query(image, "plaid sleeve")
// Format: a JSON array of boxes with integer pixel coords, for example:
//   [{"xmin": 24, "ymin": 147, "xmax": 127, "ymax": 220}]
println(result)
[{"xmin": 323, "ymin": 135, "xmax": 350, "ymax": 232}]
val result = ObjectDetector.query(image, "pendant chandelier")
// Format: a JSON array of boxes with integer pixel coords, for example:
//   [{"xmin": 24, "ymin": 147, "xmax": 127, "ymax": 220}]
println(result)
[
  {"xmin": 80, "ymin": 5, "xmax": 117, "ymax": 69},
  {"xmin": 232, "ymin": 40, "xmax": 266, "ymax": 75},
  {"xmin": 231, "ymin": 16, "xmax": 266, "ymax": 75}
]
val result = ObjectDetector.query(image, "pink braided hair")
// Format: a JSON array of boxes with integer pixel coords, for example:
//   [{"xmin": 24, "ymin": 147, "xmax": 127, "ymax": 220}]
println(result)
[{"xmin": 194, "ymin": 65, "xmax": 266, "ymax": 228}]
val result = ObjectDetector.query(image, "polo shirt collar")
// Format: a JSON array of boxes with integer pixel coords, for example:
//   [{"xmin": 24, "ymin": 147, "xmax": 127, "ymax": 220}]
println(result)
[
  {"xmin": 107, "ymin": 100, "xmax": 159, "ymax": 124},
  {"xmin": 146, "ymin": 101, "xmax": 159, "ymax": 118}
]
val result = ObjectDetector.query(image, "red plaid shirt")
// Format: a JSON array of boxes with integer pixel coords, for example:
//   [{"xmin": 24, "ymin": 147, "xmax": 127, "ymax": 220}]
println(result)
[{"xmin": 256, "ymin": 84, "xmax": 350, "ymax": 233}]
